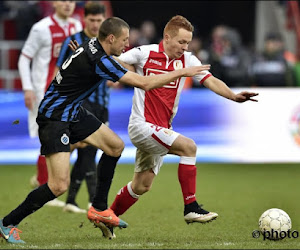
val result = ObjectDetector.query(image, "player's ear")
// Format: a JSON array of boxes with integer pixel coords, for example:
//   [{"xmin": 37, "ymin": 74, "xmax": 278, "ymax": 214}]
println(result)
[
  {"xmin": 164, "ymin": 33, "xmax": 170, "ymax": 43},
  {"xmin": 107, "ymin": 34, "xmax": 115, "ymax": 44}
]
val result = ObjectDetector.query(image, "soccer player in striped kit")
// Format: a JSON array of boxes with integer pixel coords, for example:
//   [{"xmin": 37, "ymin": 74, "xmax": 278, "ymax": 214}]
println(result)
[
  {"xmin": 56, "ymin": 2, "xmax": 107, "ymax": 214},
  {"xmin": 0, "ymin": 17, "xmax": 209, "ymax": 244},
  {"xmin": 18, "ymin": 1, "xmax": 82, "ymax": 207}
]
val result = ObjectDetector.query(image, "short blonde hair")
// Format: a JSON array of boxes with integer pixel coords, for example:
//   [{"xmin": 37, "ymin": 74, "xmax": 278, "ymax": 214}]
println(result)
[{"xmin": 164, "ymin": 15, "xmax": 194, "ymax": 37}]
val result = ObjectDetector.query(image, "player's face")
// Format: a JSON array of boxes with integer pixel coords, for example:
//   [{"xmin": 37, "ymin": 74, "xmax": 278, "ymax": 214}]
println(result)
[
  {"xmin": 84, "ymin": 14, "xmax": 105, "ymax": 38},
  {"xmin": 165, "ymin": 28, "xmax": 192, "ymax": 59},
  {"xmin": 111, "ymin": 28, "xmax": 130, "ymax": 56},
  {"xmin": 53, "ymin": 1, "xmax": 76, "ymax": 20}
]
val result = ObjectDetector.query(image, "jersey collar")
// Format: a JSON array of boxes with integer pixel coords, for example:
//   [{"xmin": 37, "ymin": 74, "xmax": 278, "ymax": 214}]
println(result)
[{"xmin": 159, "ymin": 40, "xmax": 165, "ymax": 52}]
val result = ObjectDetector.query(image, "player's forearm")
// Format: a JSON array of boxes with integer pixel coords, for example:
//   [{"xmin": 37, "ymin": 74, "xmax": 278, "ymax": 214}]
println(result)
[
  {"xmin": 113, "ymin": 56, "xmax": 135, "ymax": 72},
  {"xmin": 144, "ymin": 69, "xmax": 186, "ymax": 90},
  {"xmin": 119, "ymin": 70, "xmax": 185, "ymax": 90},
  {"xmin": 203, "ymin": 76, "xmax": 236, "ymax": 101},
  {"xmin": 18, "ymin": 54, "xmax": 33, "ymax": 91}
]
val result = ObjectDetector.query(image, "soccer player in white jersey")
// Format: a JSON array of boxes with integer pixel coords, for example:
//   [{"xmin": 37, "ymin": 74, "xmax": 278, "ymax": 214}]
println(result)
[
  {"xmin": 95, "ymin": 15, "xmax": 258, "ymax": 234},
  {"xmin": 18, "ymin": 1, "xmax": 82, "ymax": 207}
]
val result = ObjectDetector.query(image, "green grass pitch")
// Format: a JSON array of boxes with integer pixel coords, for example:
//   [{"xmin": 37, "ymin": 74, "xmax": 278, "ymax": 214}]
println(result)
[{"xmin": 0, "ymin": 163, "xmax": 299, "ymax": 249}]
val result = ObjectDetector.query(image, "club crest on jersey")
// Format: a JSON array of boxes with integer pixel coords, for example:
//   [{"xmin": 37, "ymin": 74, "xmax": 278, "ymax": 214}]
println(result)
[
  {"xmin": 173, "ymin": 60, "xmax": 183, "ymax": 70},
  {"xmin": 61, "ymin": 133, "xmax": 69, "ymax": 145}
]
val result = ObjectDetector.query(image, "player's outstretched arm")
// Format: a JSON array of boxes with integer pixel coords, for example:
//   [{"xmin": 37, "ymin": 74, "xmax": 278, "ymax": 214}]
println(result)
[
  {"xmin": 113, "ymin": 56, "xmax": 136, "ymax": 72},
  {"xmin": 203, "ymin": 76, "xmax": 258, "ymax": 103},
  {"xmin": 119, "ymin": 65, "xmax": 211, "ymax": 91}
]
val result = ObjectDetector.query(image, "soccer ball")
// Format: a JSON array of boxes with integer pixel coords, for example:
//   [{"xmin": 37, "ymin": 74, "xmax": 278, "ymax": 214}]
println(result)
[{"xmin": 258, "ymin": 208, "xmax": 292, "ymax": 240}]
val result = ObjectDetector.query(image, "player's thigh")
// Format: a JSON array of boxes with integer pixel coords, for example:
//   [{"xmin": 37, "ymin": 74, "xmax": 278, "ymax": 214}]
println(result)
[
  {"xmin": 169, "ymin": 134, "xmax": 197, "ymax": 156},
  {"xmin": 83, "ymin": 124, "xmax": 124, "ymax": 156},
  {"xmin": 46, "ymin": 152, "xmax": 71, "ymax": 193},
  {"xmin": 70, "ymin": 107, "xmax": 123, "ymax": 156}
]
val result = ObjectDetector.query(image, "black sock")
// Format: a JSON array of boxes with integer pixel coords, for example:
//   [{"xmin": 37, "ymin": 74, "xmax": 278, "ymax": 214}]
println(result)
[
  {"xmin": 85, "ymin": 170, "xmax": 96, "ymax": 203},
  {"xmin": 67, "ymin": 146, "xmax": 97, "ymax": 205},
  {"xmin": 3, "ymin": 183, "xmax": 56, "ymax": 226},
  {"xmin": 66, "ymin": 162, "xmax": 84, "ymax": 205},
  {"xmin": 92, "ymin": 153, "xmax": 120, "ymax": 210}
]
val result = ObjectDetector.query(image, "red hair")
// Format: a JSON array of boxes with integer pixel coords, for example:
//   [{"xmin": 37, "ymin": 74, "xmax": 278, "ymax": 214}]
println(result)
[{"xmin": 164, "ymin": 15, "xmax": 194, "ymax": 37}]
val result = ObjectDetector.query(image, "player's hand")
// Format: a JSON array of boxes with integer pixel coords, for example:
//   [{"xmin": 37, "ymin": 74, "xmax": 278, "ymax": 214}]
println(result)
[
  {"xmin": 68, "ymin": 40, "xmax": 80, "ymax": 52},
  {"xmin": 183, "ymin": 64, "xmax": 210, "ymax": 77},
  {"xmin": 24, "ymin": 90, "xmax": 36, "ymax": 110},
  {"xmin": 234, "ymin": 91, "xmax": 259, "ymax": 103}
]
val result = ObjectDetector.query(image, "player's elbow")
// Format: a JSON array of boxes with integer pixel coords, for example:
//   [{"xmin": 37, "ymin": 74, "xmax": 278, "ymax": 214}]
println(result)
[{"xmin": 140, "ymin": 82, "xmax": 152, "ymax": 91}]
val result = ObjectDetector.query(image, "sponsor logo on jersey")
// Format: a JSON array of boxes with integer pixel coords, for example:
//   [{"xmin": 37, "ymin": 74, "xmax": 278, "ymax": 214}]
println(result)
[
  {"xmin": 149, "ymin": 59, "xmax": 162, "ymax": 66},
  {"xmin": 56, "ymin": 70, "xmax": 63, "ymax": 84},
  {"xmin": 52, "ymin": 33, "xmax": 64, "ymax": 38},
  {"xmin": 61, "ymin": 133, "xmax": 69, "ymax": 145},
  {"xmin": 89, "ymin": 38, "xmax": 98, "ymax": 54}
]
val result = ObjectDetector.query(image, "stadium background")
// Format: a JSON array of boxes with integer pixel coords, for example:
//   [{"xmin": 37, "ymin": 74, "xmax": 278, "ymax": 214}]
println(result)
[
  {"xmin": 0, "ymin": 1, "xmax": 300, "ymax": 164},
  {"xmin": 0, "ymin": 2, "xmax": 300, "ymax": 249}
]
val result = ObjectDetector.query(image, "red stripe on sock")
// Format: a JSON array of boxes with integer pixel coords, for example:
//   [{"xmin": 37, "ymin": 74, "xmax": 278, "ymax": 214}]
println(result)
[{"xmin": 178, "ymin": 163, "xmax": 197, "ymax": 205}]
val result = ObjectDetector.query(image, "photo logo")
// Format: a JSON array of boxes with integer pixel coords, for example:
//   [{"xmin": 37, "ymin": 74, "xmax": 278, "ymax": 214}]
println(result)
[{"xmin": 252, "ymin": 229, "xmax": 299, "ymax": 240}]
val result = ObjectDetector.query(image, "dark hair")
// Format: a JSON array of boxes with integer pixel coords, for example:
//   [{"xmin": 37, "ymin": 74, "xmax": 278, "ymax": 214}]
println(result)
[
  {"xmin": 98, "ymin": 17, "xmax": 129, "ymax": 41},
  {"xmin": 84, "ymin": 2, "xmax": 106, "ymax": 17}
]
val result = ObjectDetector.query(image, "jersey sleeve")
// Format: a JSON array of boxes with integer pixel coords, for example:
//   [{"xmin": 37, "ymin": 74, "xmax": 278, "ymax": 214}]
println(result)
[
  {"xmin": 96, "ymin": 55, "xmax": 128, "ymax": 82},
  {"xmin": 118, "ymin": 47, "xmax": 142, "ymax": 65},
  {"xmin": 56, "ymin": 36, "xmax": 72, "ymax": 67},
  {"xmin": 21, "ymin": 23, "xmax": 44, "ymax": 58},
  {"xmin": 188, "ymin": 54, "xmax": 212, "ymax": 85}
]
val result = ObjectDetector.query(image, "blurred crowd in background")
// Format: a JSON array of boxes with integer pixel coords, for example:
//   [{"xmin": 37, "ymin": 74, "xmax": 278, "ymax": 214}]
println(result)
[{"xmin": 0, "ymin": 0, "xmax": 299, "ymax": 90}]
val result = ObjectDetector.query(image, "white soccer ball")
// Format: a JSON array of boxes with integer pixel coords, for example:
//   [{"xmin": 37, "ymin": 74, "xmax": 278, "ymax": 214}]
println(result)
[{"xmin": 258, "ymin": 208, "xmax": 292, "ymax": 240}]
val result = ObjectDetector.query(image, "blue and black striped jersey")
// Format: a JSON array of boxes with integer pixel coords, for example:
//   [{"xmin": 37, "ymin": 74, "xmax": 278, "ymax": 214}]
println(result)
[
  {"xmin": 38, "ymin": 37, "xmax": 127, "ymax": 122},
  {"xmin": 56, "ymin": 31, "xmax": 110, "ymax": 108}
]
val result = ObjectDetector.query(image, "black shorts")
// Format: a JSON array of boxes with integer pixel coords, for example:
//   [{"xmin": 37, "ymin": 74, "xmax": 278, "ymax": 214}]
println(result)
[
  {"xmin": 82, "ymin": 99, "xmax": 108, "ymax": 124},
  {"xmin": 37, "ymin": 106, "xmax": 102, "ymax": 156}
]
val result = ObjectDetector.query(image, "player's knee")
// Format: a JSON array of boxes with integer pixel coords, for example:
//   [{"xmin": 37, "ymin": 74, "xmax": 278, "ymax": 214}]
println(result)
[
  {"xmin": 183, "ymin": 138, "xmax": 197, "ymax": 156},
  {"xmin": 50, "ymin": 180, "xmax": 69, "ymax": 196},
  {"xmin": 112, "ymin": 140, "xmax": 125, "ymax": 157},
  {"xmin": 105, "ymin": 139, "xmax": 124, "ymax": 157}
]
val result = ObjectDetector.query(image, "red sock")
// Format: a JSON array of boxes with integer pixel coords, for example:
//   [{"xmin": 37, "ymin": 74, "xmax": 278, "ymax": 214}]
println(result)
[
  {"xmin": 37, "ymin": 155, "xmax": 48, "ymax": 185},
  {"xmin": 110, "ymin": 183, "xmax": 138, "ymax": 216},
  {"xmin": 178, "ymin": 163, "xmax": 196, "ymax": 205}
]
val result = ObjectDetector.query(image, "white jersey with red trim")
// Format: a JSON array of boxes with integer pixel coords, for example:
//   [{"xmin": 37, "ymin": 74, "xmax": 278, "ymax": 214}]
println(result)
[
  {"xmin": 21, "ymin": 14, "xmax": 82, "ymax": 92},
  {"xmin": 119, "ymin": 42, "xmax": 212, "ymax": 129}
]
